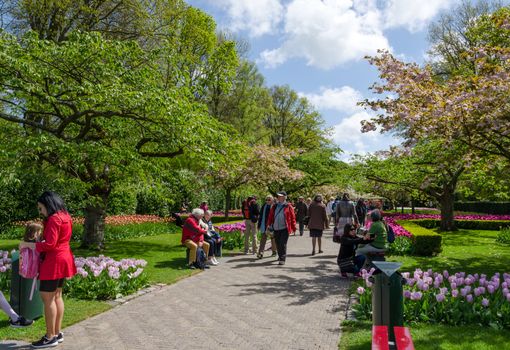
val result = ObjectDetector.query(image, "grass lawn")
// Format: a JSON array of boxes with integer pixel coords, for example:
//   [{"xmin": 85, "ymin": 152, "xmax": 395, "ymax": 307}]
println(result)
[
  {"xmin": 340, "ymin": 229, "xmax": 510, "ymax": 350},
  {"xmin": 340, "ymin": 321, "xmax": 510, "ymax": 350},
  {"xmin": 0, "ymin": 220, "xmax": 241, "ymax": 341}
]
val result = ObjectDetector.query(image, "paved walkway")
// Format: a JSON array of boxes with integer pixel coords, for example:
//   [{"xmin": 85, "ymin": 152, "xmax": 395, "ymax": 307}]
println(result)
[{"xmin": 1, "ymin": 229, "xmax": 350, "ymax": 350}]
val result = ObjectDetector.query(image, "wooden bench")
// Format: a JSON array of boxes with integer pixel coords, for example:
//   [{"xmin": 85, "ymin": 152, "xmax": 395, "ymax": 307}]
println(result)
[{"xmin": 372, "ymin": 325, "xmax": 415, "ymax": 350}]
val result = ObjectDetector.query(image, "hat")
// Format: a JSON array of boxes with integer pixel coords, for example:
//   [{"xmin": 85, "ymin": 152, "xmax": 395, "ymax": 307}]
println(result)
[{"xmin": 277, "ymin": 191, "xmax": 287, "ymax": 197}]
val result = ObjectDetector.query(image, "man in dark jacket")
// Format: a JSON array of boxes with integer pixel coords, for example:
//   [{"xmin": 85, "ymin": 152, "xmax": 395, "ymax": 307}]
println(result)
[{"xmin": 295, "ymin": 196, "xmax": 308, "ymax": 236}]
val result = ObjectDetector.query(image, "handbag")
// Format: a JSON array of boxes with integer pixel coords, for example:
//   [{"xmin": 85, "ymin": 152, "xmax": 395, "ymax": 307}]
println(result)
[
  {"xmin": 303, "ymin": 216, "xmax": 310, "ymax": 226},
  {"xmin": 338, "ymin": 257, "xmax": 355, "ymax": 272},
  {"xmin": 333, "ymin": 227, "xmax": 341, "ymax": 243}
]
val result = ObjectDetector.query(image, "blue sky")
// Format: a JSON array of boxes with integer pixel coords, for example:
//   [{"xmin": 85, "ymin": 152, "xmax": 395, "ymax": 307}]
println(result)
[{"xmin": 186, "ymin": 0, "xmax": 459, "ymax": 159}]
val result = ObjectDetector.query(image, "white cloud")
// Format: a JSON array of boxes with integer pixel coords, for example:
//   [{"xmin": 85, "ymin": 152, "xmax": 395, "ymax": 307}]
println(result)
[
  {"xmin": 208, "ymin": 0, "xmax": 284, "ymax": 37},
  {"xmin": 260, "ymin": 0, "xmax": 390, "ymax": 69},
  {"xmin": 257, "ymin": 0, "xmax": 456, "ymax": 69},
  {"xmin": 332, "ymin": 111, "xmax": 399, "ymax": 161},
  {"xmin": 300, "ymin": 86, "xmax": 363, "ymax": 114},
  {"xmin": 300, "ymin": 84, "xmax": 400, "ymax": 159},
  {"xmin": 383, "ymin": 0, "xmax": 456, "ymax": 32}
]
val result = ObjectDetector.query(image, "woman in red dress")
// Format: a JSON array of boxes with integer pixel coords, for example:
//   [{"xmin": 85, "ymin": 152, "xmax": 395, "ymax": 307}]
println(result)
[{"xmin": 20, "ymin": 191, "xmax": 77, "ymax": 348}]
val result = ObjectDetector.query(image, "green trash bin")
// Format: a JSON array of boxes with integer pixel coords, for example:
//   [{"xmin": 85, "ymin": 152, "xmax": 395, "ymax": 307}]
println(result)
[
  {"xmin": 370, "ymin": 261, "xmax": 405, "ymax": 343},
  {"xmin": 10, "ymin": 251, "xmax": 44, "ymax": 320}
]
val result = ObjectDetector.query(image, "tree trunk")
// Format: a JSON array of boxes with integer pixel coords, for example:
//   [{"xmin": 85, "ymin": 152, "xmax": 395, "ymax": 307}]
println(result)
[
  {"xmin": 81, "ymin": 184, "xmax": 110, "ymax": 250},
  {"xmin": 82, "ymin": 205, "xmax": 106, "ymax": 250},
  {"xmin": 411, "ymin": 199, "xmax": 416, "ymax": 214},
  {"xmin": 224, "ymin": 188, "xmax": 232, "ymax": 218},
  {"xmin": 439, "ymin": 185, "xmax": 456, "ymax": 231}
]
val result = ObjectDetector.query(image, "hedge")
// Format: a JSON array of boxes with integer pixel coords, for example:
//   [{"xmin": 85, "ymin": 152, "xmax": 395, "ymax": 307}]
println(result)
[
  {"xmin": 455, "ymin": 201, "xmax": 510, "ymax": 215},
  {"xmin": 409, "ymin": 219, "xmax": 510, "ymax": 231},
  {"xmin": 397, "ymin": 221, "xmax": 442, "ymax": 256}
]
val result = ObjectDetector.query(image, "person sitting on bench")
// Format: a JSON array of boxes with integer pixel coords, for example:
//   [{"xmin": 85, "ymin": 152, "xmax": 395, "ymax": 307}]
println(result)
[{"xmin": 356, "ymin": 209, "xmax": 386, "ymax": 257}]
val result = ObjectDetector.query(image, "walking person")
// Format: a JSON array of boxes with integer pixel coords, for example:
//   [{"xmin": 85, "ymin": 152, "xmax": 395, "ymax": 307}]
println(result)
[
  {"xmin": 257, "ymin": 196, "xmax": 277, "ymax": 259},
  {"xmin": 326, "ymin": 197, "xmax": 335, "ymax": 225},
  {"xmin": 355, "ymin": 198, "xmax": 368, "ymax": 228},
  {"xmin": 307, "ymin": 195, "xmax": 328, "ymax": 255},
  {"xmin": 19, "ymin": 191, "xmax": 77, "ymax": 348},
  {"xmin": 294, "ymin": 196, "xmax": 308, "ymax": 236},
  {"xmin": 334, "ymin": 193, "xmax": 359, "ymax": 233},
  {"xmin": 267, "ymin": 191, "xmax": 296, "ymax": 265},
  {"xmin": 242, "ymin": 196, "xmax": 260, "ymax": 254}
]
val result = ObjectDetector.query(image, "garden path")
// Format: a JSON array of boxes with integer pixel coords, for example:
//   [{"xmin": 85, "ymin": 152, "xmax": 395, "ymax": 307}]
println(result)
[{"xmin": 2, "ymin": 228, "xmax": 350, "ymax": 350}]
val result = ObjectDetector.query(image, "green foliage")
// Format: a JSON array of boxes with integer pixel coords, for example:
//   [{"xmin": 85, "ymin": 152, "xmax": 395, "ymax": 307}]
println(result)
[
  {"xmin": 64, "ymin": 267, "xmax": 149, "ymax": 300},
  {"xmin": 222, "ymin": 231, "xmax": 244, "ymax": 250},
  {"xmin": 107, "ymin": 186, "xmax": 137, "ymax": 215},
  {"xmin": 1, "ymin": 222, "xmax": 180, "ymax": 242},
  {"xmin": 496, "ymin": 227, "xmax": 510, "ymax": 245},
  {"xmin": 400, "ymin": 222, "xmax": 442, "ymax": 256},
  {"xmin": 455, "ymin": 201, "xmax": 510, "ymax": 215},
  {"xmin": 410, "ymin": 219, "xmax": 510, "ymax": 231},
  {"xmin": 387, "ymin": 236, "xmax": 414, "ymax": 255}
]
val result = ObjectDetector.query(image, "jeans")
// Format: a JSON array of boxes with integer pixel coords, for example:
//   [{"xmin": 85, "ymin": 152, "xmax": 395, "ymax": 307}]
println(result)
[
  {"xmin": 298, "ymin": 220, "xmax": 305, "ymax": 235},
  {"xmin": 353, "ymin": 255, "xmax": 365, "ymax": 273},
  {"xmin": 274, "ymin": 229, "xmax": 289, "ymax": 261},
  {"xmin": 258, "ymin": 231, "xmax": 277, "ymax": 255}
]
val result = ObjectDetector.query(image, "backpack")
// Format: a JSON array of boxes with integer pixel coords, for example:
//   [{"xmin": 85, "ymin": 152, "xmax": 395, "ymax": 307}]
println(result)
[
  {"xmin": 387, "ymin": 224, "xmax": 395, "ymax": 243},
  {"xmin": 194, "ymin": 247, "xmax": 207, "ymax": 270},
  {"xmin": 242, "ymin": 200, "xmax": 250, "ymax": 219},
  {"xmin": 331, "ymin": 200, "xmax": 339, "ymax": 217},
  {"xmin": 19, "ymin": 247, "xmax": 40, "ymax": 300}
]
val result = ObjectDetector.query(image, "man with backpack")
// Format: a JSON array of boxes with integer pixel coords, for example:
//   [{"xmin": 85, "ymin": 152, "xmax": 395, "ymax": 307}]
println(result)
[{"xmin": 242, "ymin": 196, "xmax": 260, "ymax": 254}]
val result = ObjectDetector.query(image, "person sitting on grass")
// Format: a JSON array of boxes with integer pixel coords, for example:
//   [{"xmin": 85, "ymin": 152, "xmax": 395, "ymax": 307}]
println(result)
[
  {"xmin": 181, "ymin": 208, "xmax": 210, "ymax": 269},
  {"xmin": 337, "ymin": 223, "xmax": 372, "ymax": 278},
  {"xmin": 355, "ymin": 209, "xmax": 386, "ymax": 257}
]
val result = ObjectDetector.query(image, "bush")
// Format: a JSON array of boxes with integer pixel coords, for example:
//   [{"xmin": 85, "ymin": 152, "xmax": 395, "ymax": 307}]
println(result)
[
  {"xmin": 387, "ymin": 236, "xmax": 414, "ymax": 255},
  {"xmin": 65, "ymin": 256, "xmax": 149, "ymax": 300},
  {"xmin": 0, "ymin": 222, "xmax": 181, "ymax": 242},
  {"xmin": 455, "ymin": 201, "xmax": 510, "ymax": 215},
  {"xmin": 399, "ymin": 221, "xmax": 442, "ymax": 256},
  {"xmin": 410, "ymin": 219, "xmax": 510, "ymax": 231},
  {"xmin": 496, "ymin": 227, "xmax": 510, "ymax": 245},
  {"xmin": 222, "ymin": 232, "xmax": 244, "ymax": 250}
]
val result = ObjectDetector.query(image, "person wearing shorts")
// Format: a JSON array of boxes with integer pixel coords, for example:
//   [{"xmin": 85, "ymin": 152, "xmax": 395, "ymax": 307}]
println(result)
[{"xmin": 20, "ymin": 191, "xmax": 77, "ymax": 349}]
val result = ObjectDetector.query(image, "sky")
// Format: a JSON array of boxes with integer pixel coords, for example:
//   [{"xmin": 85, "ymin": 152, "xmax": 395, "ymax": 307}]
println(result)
[{"xmin": 186, "ymin": 0, "xmax": 461, "ymax": 160}]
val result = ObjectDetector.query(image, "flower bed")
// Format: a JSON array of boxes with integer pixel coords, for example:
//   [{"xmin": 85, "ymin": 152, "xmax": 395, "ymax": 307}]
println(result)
[
  {"xmin": 0, "ymin": 251, "xmax": 148, "ymax": 300},
  {"xmin": 66, "ymin": 255, "xmax": 149, "ymax": 300},
  {"xmin": 355, "ymin": 268, "xmax": 510, "ymax": 329},
  {"xmin": 14, "ymin": 215, "xmax": 174, "ymax": 227},
  {"xmin": 216, "ymin": 222, "xmax": 245, "ymax": 250}
]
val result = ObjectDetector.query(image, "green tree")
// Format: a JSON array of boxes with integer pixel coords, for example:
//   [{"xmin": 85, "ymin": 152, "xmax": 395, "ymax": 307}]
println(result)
[{"xmin": 0, "ymin": 31, "xmax": 232, "ymax": 248}]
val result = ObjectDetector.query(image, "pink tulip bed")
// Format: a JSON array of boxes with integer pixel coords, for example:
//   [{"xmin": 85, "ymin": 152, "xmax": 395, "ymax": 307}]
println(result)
[
  {"xmin": 0, "ymin": 250, "xmax": 148, "ymax": 300},
  {"xmin": 355, "ymin": 268, "xmax": 510, "ymax": 329}
]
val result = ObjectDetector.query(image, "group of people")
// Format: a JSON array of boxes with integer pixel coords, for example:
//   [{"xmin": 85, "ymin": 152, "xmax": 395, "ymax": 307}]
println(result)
[
  {"xmin": 186, "ymin": 192, "xmax": 388, "ymax": 274},
  {"xmin": 181, "ymin": 209, "xmax": 223, "ymax": 269},
  {"xmin": 0, "ymin": 191, "xmax": 77, "ymax": 348}
]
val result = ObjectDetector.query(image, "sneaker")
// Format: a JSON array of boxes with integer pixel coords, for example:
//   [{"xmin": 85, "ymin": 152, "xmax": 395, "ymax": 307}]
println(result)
[
  {"xmin": 271, "ymin": 251, "xmax": 277, "ymax": 257},
  {"xmin": 204, "ymin": 265, "xmax": 210, "ymax": 269},
  {"xmin": 188, "ymin": 264, "xmax": 196, "ymax": 270},
  {"xmin": 31, "ymin": 335, "xmax": 58, "ymax": 348},
  {"xmin": 257, "ymin": 253, "xmax": 263, "ymax": 259},
  {"xmin": 212, "ymin": 257, "xmax": 220, "ymax": 264},
  {"xmin": 209, "ymin": 259, "xmax": 218, "ymax": 266},
  {"xmin": 278, "ymin": 260, "xmax": 285, "ymax": 265},
  {"xmin": 10, "ymin": 316, "xmax": 33, "ymax": 328},
  {"xmin": 56, "ymin": 332, "xmax": 64, "ymax": 344}
]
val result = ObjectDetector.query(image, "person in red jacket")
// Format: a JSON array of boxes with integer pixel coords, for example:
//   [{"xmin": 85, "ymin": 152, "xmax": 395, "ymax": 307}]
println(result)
[
  {"xmin": 267, "ymin": 191, "xmax": 296, "ymax": 265},
  {"xmin": 182, "ymin": 208, "xmax": 210, "ymax": 269},
  {"xmin": 19, "ymin": 191, "xmax": 77, "ymax": 349}
]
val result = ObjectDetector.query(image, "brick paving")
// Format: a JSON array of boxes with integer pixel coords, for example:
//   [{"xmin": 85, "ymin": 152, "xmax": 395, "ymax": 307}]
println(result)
[{"xmin": 1, "ymin": 229, "xmax": 350, "ymax": 350}]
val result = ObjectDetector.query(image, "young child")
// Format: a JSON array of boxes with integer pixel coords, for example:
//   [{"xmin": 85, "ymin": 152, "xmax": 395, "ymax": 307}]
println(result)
[
  {"xmin": 2, "ymin": 223, "xmax": 42, "ymax": 328},
  {"xmin": 24, "ymin": 222, "xmax": 43, "ymax": 243}
]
